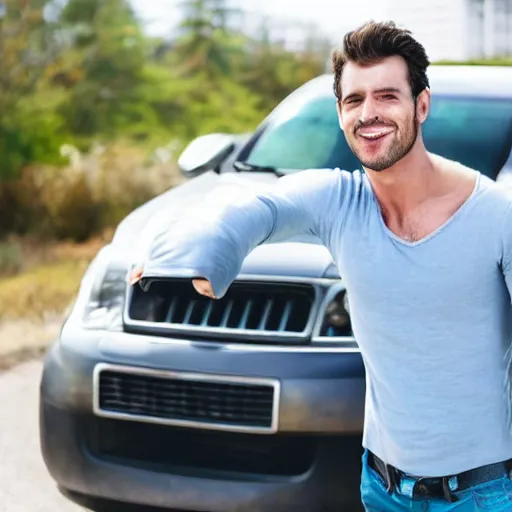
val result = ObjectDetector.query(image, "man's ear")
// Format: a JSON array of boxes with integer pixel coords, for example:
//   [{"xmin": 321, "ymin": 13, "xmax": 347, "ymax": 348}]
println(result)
[
  {"xmin": 416, "ymin": 87, "xmax": 430, "ymax": 124},
  {"xmin": 336, "ymin": 100, "xmax": 344, "ymax": 132}
]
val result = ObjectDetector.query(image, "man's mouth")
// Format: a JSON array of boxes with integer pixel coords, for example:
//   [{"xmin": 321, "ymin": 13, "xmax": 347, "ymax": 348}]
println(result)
[{"xmin": 357, "ymin": 126, "xmax": 394, "ymax": 141}]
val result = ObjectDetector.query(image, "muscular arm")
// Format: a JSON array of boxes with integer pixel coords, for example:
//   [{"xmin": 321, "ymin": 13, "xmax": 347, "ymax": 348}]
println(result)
[{"xmin": 130, "ymin": 168, "xmax": 345, "ymax": 298}]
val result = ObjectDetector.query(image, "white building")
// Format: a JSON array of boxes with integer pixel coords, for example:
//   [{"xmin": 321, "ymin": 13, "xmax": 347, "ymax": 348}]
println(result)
[{"xmin": 385, "ymin": 0, "xmax": 512, "ymax": 61}]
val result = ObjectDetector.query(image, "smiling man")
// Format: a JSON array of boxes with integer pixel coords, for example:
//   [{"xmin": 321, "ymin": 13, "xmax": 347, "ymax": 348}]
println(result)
[{"xmin": 131, "ymin": 21, "xmax": 512, "ymax": 511}]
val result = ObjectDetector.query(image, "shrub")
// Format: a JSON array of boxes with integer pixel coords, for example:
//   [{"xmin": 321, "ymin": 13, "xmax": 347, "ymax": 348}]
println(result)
[
  {"xmin": 39, "ymin": 166, "xmax": 100, "ymax": 242},
  {"xmin": 0, "ymin": 167, "xmax": 47, "ymax": 237},
  {"xmin": 0, "ymin": 140, "xmax": 184, "ymax": 242},
  {"xmin": 0, "ymin": 239, "xmax": 23, "ymax": 277}
]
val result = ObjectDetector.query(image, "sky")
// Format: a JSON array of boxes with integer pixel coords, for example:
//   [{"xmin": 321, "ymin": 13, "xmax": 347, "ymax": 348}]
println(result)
[{"xmin": 129, "ymin": 0, "xmax": 388, "ymax": 43}]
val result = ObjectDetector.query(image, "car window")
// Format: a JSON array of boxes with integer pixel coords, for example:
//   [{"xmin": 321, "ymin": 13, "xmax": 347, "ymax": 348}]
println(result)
[
  {"xmin": 245, "ymin": 94, "xmax": 512, "ymax": 179},
  {"xmin": 423, "ymin": 96, "xmax": 512, "ymax": 178},
  {"xmin": 246, "ymin": 96, "xmax": 361, "ymax": 172}
]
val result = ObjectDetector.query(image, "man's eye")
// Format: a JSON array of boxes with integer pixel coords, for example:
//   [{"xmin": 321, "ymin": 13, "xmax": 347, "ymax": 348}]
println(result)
[{"xmin": 382, "ymin": 94, "xmax": 396, "ymax": 100}]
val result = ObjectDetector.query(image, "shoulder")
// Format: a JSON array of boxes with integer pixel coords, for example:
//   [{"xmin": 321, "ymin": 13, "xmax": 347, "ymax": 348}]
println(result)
[
  {"xmin": 472, "ymin": 174, "xmax": 512, "ymax": 264},
  {"xmin": 442, "ymin": 154, "xmax": 512, "ymax": 211},
  {"xmin": 477, "ymin": 173, "xmax": 512, "ymax": 213},
  {"xmin": 439, "ymin": 150, "xmax": 512, "ymax": 216},
  {"xmin": 437, "ymin": 155, "xmax": 512, "ymax": 240}
]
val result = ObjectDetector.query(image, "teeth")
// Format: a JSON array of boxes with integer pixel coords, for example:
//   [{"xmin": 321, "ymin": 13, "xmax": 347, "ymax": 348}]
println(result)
[{"xmin": 360, "ymin": 130, "xmax": 391, "ymax": 139}]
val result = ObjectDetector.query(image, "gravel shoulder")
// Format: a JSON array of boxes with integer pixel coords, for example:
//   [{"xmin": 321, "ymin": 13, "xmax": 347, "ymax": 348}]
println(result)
[
  {"xmin": 0, "ymin": 360, "xmax": 83, "ymax": 511},
  {"xmin": 0, "ymin": 314, "xmax": 63, "ymax": 370}
]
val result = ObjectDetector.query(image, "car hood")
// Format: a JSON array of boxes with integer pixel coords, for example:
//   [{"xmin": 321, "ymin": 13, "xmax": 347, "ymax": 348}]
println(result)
[{"xmin": 112, "ymin": 170, "xmax": 340, "ymax": 279}]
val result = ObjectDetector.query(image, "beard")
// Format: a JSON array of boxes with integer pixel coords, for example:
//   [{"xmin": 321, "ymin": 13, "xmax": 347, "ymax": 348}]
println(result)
[{"xmin": 347, "ymin": 111, "xmax": 419, "ymax": 172}]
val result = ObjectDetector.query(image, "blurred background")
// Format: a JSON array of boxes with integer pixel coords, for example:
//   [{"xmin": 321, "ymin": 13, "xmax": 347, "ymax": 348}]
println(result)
[{"xmin": 0, "ymin": 0, "xmax": 511, "ymax": 360}]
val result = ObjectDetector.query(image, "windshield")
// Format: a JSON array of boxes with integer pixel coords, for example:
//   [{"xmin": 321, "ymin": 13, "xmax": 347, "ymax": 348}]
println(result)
[{"xmin": 245, "ymin": 94, "xmax": 512, "ymax": 179}]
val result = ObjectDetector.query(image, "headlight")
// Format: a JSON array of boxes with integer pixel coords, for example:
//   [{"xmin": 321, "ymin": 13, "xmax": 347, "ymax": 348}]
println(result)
[
  {"xmin": 73, "ymin": 245, "xmax": 129, "ymax": 331},
  {"xmin": 319, "ymin": 288, "xmax": 352, "ymax": 338}
]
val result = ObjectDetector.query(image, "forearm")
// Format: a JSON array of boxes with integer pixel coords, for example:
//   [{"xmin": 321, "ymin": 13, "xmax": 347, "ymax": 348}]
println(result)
[{"xmin": 138, "ymin": 187, "xmax": 278, "ymax": 298}]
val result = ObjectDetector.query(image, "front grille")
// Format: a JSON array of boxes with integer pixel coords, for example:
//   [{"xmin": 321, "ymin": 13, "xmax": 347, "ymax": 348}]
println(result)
[
  {"xmin": 93, "ymin": 364, "xmax": 279, "ymax": 433},
  {"xmin": 126, "ymin": 279, "xmax": 315, "ymax": 340},
  {"xmin": 90, "ymin": 417, "xmax": 316, "ymax": 477}
]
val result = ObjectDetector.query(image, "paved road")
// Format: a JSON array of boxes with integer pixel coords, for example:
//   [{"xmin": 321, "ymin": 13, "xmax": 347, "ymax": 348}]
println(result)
[
  {"xmin": 0, "ymin": 360, "xmax": 83, "ymax": 512},
  {"xmin": 0, "ymin": 361, "xmax": 176, "ymax": 512}
]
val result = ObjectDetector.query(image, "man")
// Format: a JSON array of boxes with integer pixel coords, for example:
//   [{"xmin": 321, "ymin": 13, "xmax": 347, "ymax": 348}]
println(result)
[{"xmin": 130, "ymin": 21, "xmax": 512, "ymax": 511}]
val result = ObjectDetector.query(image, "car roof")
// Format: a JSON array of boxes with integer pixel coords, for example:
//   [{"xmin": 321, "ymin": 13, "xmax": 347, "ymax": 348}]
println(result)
[{"xmin": 303, "ymin": 65, "xmax": 512, "ymax": 99}]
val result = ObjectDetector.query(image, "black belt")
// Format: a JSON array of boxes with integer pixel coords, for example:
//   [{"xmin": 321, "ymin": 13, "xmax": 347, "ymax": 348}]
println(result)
[{"xmin": 368, "ymin": 450, "xmax": 512, "ymax": 503}]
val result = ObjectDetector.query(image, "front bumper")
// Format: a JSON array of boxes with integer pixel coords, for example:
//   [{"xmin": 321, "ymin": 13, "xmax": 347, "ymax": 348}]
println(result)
[{"xmin": 40, "ymin": 323, "xmax": 366, "ymax": 511}]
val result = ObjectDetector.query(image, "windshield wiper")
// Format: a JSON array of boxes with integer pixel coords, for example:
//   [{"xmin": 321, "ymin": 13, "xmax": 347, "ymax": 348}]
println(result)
[{"xmin": 233, "ymin": 160, "xmax": 284, "ymax": 176}]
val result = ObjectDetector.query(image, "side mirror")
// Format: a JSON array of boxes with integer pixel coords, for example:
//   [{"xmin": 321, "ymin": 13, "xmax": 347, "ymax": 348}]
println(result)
[{"xmin": 177, "ymin": 133, "xmax": 236, "ymax": 177}]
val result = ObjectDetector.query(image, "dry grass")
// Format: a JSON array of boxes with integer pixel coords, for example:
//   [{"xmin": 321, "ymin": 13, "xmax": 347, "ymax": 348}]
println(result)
[
  {"xmin": 0, "ymin": 233, "xmax": 109, "ymax": 370},
  {"xmin": 0, "ymin": 259, "xmax": 90, "ymax": 321},
  {"xmin": 0, "ymin": 233, "xmax": 110, "ymax": 368},
  {"xmin": 0, "ymin": 231, "xmax": 110, "ymax": 321},
  {"xmin": 1, "ymin": 228, "xmax": 112, "ymax": 275}
]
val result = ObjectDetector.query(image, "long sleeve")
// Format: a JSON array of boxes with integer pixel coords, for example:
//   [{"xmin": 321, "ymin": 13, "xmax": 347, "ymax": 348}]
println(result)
[
  {"xmin": 138, "ymin": 168, "xmax": 344, "ymax": 298},
  {"xmin": 499, "ymin": 199, "xmax": 512, "ymax": 432},
  {"xmin": 501, "ymin": 201, "xmax": 512, "ymax": 300}
]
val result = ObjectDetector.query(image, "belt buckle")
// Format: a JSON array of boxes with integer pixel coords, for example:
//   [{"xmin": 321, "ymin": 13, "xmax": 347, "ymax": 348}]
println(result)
[
  {"xmin": 412, "ymin": 476, "xmax": 459, "ymax": 503},
  {"xmin": 413, "ymin": 477, "xmax": 430, "ymax": 498}
]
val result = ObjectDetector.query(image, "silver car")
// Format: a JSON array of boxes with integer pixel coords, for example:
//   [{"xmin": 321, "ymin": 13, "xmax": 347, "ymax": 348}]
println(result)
[{"xmin": 40, "ymin": 65, "xmax": 512, "ymax": 511}]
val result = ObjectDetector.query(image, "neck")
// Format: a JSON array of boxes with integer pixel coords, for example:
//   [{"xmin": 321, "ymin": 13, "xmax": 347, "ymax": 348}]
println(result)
[{"xmin": 364, "ymin": 139, "xmax": 439, "ymax": 216}]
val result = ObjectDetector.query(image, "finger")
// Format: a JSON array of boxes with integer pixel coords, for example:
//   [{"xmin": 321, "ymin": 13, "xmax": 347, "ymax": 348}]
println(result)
[
  {"xmin": 129, "ymin": 267, "xmax": 143, "ymax": 285},
  {"xmin": 193, "ymin": 281, "xmax": 211, "ymax": 296},
  {"xmin": 193, "ymin": 279, "xmax": 216, "ymax": 299}
]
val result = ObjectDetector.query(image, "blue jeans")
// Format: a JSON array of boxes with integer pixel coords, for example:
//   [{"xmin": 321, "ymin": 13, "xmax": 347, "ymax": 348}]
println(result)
[{"xmin": 360, "ymin": 450, "xmax": 512, "ymax": 511}]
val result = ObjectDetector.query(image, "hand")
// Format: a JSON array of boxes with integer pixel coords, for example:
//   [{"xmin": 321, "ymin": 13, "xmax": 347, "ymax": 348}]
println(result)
[
  {"xmin": 193, "ymin": 278, "xmax": 217, "ymax": 299},
  {"xmin": 129, "ymin": 267, "xmax": 216, "ymax": 299},
  {"xmin": 129, "ymin": 267, "xmax": 143, "ymax": 285}
]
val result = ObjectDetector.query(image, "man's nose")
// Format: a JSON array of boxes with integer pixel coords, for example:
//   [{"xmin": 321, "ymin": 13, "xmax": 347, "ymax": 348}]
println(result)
[{"xmin": 360, "ymin": 98, "xmax": 379, "ymax": 123}]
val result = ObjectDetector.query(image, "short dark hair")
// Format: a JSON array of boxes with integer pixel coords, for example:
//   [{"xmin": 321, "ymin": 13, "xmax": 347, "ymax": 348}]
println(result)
[{"xmin": 331, "ymin": 21, "xmax": 430, "ymax": 102}]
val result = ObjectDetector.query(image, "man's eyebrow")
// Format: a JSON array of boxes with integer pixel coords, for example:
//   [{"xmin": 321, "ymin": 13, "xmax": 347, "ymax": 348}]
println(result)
[
  {"xmin": 342, "ymin": 87, "xmax": 402, "ymax": 103},
  {"xmin": 374, "ymin": 87, "xmax": 401, "ymax": 95}
]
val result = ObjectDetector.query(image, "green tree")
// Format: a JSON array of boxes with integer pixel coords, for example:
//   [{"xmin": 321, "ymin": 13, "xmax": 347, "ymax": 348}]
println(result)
[
  {"xmin": 0, "ymin": 0, "xmax": 66, "ymax": 179},
  {"xmin": 56, "ymin": 0, "xmax": 151, "ymax": 138},
  {"xmin": 0, "ymin": 0, "xmax": 336, "ymax": 240},
  {"xmin": 0, "ymin": 0, "xmax": 61, "ymax": 115},
  {"xmin": 237, "ymin": 19, "xmax": 329, "ymax": 113},
  {"xmin": 173, "ymin": 0, "xmax": 242, "ymax": 79}
]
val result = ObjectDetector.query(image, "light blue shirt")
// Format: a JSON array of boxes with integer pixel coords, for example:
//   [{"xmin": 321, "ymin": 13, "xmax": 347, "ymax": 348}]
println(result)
[{"xmin": 140, "ymin": 168, "xmax": 512, "ymax": 477}]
